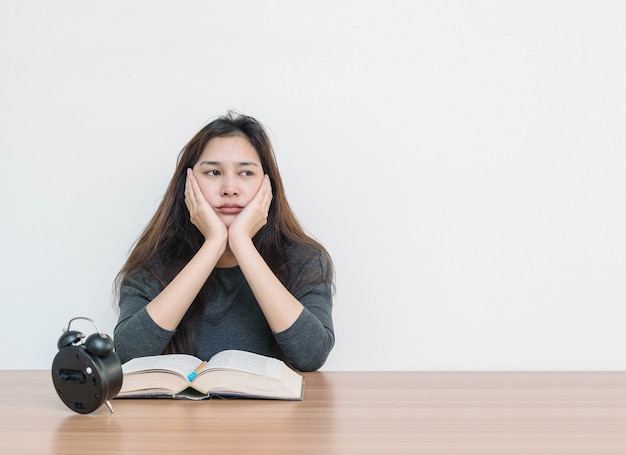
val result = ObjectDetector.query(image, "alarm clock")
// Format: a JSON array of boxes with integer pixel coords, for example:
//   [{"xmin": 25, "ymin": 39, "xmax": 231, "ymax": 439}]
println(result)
[{"xmin": 51, "ymin": 317, "xmax": 122, "ymax": 414}]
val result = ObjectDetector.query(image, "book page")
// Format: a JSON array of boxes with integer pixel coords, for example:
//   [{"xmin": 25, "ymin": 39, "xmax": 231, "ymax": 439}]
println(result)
[
  {"xmin": 122, "ymin": 354, "xmax": 203, "ymax": 379},
  {"xmin": 203, "ymin": 350, "xmax": 278, "ymax": 377},
  {"xmin": 194, "ymin": 350, "xmax": 303, "ymax": 399}
]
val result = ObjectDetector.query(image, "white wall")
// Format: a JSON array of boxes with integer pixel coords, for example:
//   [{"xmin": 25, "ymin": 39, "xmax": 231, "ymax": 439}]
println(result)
[{"xmin": 1, "ymin": 1, "xmax": 625, "ymax": 370}]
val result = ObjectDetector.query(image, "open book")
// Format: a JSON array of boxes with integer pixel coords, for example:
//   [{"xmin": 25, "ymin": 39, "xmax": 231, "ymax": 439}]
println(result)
[{"xmin": 117, "ymin": 350, "xmax": 304, "ymax": 400}]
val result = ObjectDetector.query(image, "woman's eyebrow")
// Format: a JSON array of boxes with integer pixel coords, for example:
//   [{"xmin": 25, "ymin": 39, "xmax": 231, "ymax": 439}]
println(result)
[{"xmin": 198, "ymin": 160, "xmax": 259, "ymax": 167}]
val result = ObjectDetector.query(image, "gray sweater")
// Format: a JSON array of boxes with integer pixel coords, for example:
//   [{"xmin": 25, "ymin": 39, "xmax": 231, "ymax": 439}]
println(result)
[{"xmin": 114, "ymin": 251, "xmax": 334, "ymax": 371}]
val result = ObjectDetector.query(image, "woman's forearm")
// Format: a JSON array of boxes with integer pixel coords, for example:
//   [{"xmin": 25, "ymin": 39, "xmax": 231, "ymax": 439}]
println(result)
[
  {"xmin": 146, "ymin": 239, "xmax": 226, "ymax": 330},
  {"xmin": 229, "ymin": 236, "xmax": 303, "ymax": 333}
]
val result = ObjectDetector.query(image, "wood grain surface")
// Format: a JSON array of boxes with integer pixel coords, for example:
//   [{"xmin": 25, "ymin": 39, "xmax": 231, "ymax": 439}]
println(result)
[{"xmin": 1, "ymin": 371, "xmax": 625, "ymax": 454}]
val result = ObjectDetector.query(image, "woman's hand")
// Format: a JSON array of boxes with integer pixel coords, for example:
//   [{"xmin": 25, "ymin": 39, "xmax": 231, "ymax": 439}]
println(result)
[
  {"xmin": 184, "ymin": 168, "xmax": 228, "ymax": 244},
  {"xmin": 224, "ymin": 174, "xmax": 304, "ymax": 335},
  {"xmin": 228, "ymin": 175, "xmax": 273, "ymax": 243}
]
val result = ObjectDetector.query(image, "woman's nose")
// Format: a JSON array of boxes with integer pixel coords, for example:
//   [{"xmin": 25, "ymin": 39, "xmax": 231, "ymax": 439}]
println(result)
[{"xmin": 221, "ymin": 178, "xmax": 239, "ymax": 196}]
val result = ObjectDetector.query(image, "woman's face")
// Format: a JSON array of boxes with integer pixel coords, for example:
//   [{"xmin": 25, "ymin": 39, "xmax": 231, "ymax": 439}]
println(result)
[{"xmin": 192, "ymin": 135, "xmax": 264, "ymax": 227}]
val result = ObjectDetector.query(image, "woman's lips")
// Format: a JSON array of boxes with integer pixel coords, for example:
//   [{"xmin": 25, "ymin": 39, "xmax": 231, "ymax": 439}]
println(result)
[{"xmin": 217, "ymin": 205, "xmax": 243, "ymax": 215}]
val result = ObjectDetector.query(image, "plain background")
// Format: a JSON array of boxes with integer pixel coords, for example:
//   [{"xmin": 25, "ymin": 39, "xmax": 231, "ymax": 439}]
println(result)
[{"xmin": 1, "ymin": 1, "xmax": 625, "ymax": 370}]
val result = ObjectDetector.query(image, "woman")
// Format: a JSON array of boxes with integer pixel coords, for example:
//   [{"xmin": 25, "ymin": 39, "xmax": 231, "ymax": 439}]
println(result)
[{"xmin": 114, "ymin": 112, "xmax": 334, "ymax": 371}]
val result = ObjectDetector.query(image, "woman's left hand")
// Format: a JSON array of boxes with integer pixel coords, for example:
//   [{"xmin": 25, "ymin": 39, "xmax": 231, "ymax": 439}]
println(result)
[{"xmin": 228, "ymin": 175, "xmax": 273, "ymax": 242}]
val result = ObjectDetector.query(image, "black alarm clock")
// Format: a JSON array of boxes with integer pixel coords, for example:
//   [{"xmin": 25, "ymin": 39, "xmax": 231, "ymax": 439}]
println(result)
[{"xmin": 51, "ymin": 317, "xmax": 123, "ymax": 414}]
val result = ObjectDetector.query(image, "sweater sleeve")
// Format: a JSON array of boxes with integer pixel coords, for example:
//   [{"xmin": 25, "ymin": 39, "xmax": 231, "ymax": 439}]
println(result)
[
  {"xmin": 113, "ymin": 269, "xmax": 175, "ymax": 364},
  {"xmin": 273, "ymin": 251, "xmax": 335, "ymax": 371}
]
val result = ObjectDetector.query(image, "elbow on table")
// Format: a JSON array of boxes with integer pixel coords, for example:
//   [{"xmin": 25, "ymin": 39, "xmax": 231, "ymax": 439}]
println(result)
[
  {"xmin": 113, "ymin": 334, "xmax": 138, "ymax": 365},
  {"xmin": 289, "ymin": 334, "xmax": 335, "ymax": 372}
]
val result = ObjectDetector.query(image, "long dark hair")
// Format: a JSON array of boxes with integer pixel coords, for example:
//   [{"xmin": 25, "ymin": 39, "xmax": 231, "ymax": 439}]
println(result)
[{"xmin": 115, "ymin": 112, "xmax": 333, "ymax": 354}]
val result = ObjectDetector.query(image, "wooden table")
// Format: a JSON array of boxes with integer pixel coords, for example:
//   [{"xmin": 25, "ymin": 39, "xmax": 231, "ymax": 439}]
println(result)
[{"xmin": 1, "ymin": 371, "xmax": 625, "ymax": 454}]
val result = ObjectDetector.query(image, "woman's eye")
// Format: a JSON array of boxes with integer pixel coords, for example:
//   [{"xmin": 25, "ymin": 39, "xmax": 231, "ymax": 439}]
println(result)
[
  {"xmin": 240, "ymin": 170, "xmax": 254, "ymax": 176},
  {"xmin": 205, "ymin": 170, "xmax": 220, "ymax": 176}
]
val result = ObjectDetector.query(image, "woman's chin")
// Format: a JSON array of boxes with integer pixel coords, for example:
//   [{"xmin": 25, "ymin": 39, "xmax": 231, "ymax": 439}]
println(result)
[{"xmin": 218, "ymin": 214, "xmax": 237, "ymax": 228}]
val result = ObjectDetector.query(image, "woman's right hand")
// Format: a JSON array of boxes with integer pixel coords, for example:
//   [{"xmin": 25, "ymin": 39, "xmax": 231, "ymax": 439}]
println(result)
[{"xmin": 184, "ymin": 168, "xmax": 228, "ymax": 244}]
